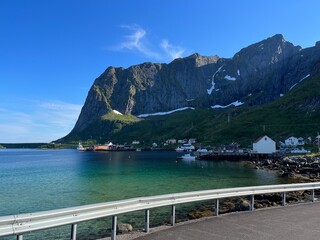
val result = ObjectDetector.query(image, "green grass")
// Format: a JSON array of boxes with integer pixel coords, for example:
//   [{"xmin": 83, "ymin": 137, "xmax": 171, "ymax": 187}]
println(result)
[{"xmin": 101, "ymin": 111, "xmax": 141, "ymax": 123}]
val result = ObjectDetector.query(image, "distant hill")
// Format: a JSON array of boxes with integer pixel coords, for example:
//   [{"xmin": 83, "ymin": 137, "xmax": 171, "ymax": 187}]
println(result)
[
  {"xmin": 0, "ymin": 143, "xmax": 47, "ymax": 148},
  {"xmin": 57, "ymin": 34, "xmax": 320, "ymax": 146}
]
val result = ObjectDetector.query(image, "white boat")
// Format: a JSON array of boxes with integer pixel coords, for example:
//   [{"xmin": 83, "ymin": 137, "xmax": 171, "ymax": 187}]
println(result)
[
  {"xmin": 77, "ymin": 142, "xmax": 86, "ymax": 151},
  {"xmin": 175, "ymin": 143, "xmax": 195, "ymax": 152},
  {"xmin": 181, "ymin": 153, "xmax": 196, "ymax": 160}
]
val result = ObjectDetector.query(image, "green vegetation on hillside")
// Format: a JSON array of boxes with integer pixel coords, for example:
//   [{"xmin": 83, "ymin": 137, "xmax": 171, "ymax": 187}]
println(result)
[
  {"xmin": 59, "ymin": 75, "xmax": 320, "ymax": 147},
  {"xmin": 59, "ymin": 111, "xmax": 141, "ymax": 144}
]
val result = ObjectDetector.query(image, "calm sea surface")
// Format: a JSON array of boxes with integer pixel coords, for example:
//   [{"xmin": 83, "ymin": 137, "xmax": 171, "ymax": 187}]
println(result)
[{"xmin": 0, "ymin": 149, "xmax": 289, "ymax": 239}]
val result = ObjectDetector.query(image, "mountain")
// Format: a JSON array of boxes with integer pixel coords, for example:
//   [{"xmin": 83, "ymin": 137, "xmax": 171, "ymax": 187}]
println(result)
[{"xmin": 58, "ymin": 34, "xmax": 320, "ymax": 144}]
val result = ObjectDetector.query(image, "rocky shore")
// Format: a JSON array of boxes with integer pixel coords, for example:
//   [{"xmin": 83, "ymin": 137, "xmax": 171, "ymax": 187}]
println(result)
[
  {"xmin": 249, "ymin": 154, "xmax": 320, "ymax": 181},
  {"xmin": 187, "ymin": 154, "xmax": 320, "ymax": 220}
]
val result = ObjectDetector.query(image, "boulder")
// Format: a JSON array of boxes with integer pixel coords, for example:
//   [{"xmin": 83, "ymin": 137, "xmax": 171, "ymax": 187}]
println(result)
[
  {"xmin": 235, "ymin": 199, "xmax": 251, "ymax": 211},
  {"xmin": 220, "ymin": 201, "xmax": 236, "ymax": 214},
  {"xmin": 263, "ymin": 159, "xmax": 272, "ymax": 166},
  {"xmin": 117, "ymin": 223, "xmax": 133, "ymax": 233},
  {"xmin": 188, "ymin": 209, "xmax": 213, "ymax": 219}
]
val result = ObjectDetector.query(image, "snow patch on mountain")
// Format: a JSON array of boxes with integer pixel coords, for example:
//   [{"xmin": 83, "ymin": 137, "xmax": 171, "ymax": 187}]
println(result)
[
  {"xmin": 289, "ymin": 83, "xmax": 298, "ymax": 91},
  {"xmin": 211, "ymin": 100, "xmax": 244, "ymax": 109},
  {"xmin": 207, "ymin": 65, "xmax": 224, "ymax": 95},
  {"xmin": 289, "ymin": 74, "xmax": 310, "ymax": 91},
  {"xmin": 138, "ymin": 107, "xmax": 195, "ymax": 118},
  {"xmin": 112, "ymin": 110, "xmax": 123, "ymax": 115},
  {"xmin": 224, "ymin": 75, "xmax": 236, "ymax": 81},
  {"xmin": 299, "ymin": 74, "xmax": 310, "ymax": 82}
]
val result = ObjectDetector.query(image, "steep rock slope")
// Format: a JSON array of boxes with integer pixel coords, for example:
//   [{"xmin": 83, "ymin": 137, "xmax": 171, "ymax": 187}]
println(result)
[{"xmin": 61, "ymin": 34, "xmax": 320, "ymax": 142}]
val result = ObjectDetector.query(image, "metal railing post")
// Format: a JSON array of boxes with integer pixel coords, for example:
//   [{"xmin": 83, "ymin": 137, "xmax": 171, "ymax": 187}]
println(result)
[
  {"xmin": 282, "ymin": 192, "xmax": 286, "ymax": 206},
  {"xmin": 215, "ymin": 199, "xmax": 219, "ymax": 216},
  {"xmin": 144, "ymin": 209, "xmax": 150, "ymax": 232},
  {"xmin": 70, "ymin": 224, "xmax": 77, "ymax": 240},
  {"xmin": 250, "ymin": 195, "xmax": 254, "ymax": 211},
  {"xmin": 111, "ymin": 215, "xmax": 117, "ymax": 240},
  {"xmin": 311, "ymin": 189, "xmax": 315, "ymax": 203},
  {"xmin": 17, "ymin": 235, "xmax": 23, "ymax": 240},
  {"xmin": 170, "ymin": 205, "xmax": 175, "ymax": 226}
]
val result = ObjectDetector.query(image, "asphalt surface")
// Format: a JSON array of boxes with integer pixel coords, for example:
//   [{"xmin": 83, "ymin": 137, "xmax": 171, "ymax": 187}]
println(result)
[{"xmin": 136, "ymin": 202, "xmax": 320, "ymax": 240}]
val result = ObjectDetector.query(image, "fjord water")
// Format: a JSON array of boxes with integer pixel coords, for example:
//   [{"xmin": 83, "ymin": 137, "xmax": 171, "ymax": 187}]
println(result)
[{"xmin": 0, "ymin": 149, "xmax": 288, "ymax": 239}]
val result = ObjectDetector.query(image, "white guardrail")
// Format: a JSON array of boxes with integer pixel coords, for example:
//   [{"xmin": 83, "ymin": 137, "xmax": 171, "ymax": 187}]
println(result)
[{"xmin": 1, "ymin": 182, "xmax": 320, "ymax": 240}]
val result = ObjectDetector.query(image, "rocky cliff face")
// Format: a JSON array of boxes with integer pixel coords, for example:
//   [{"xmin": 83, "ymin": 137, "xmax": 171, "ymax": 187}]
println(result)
[{"xmin": 70, "ymin": 34, "xmax": 320, "ymax": 134}]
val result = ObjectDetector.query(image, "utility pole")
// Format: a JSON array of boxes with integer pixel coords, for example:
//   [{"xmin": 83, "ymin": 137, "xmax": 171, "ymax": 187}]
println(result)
[
  {"xmin": 317, "ymin": 132, "xmax": 320, "ymax": 153},
  {"xmin": 263, "ymin": 125, "xmax": 266, "ymax": 132}
]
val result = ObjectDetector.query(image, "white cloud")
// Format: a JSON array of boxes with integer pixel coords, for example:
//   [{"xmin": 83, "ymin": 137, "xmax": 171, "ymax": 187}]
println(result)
[
  {"xmin": 161, "ymin": 39, "xmax": 185, "ymax": 60},
  {"xmin": 38, "ymin": 101, "xmax": 82, "ymax": 129},
  {"xmin": 119, "ymin": 24, "xmax": 160, "ymax": 59},
  {"xmin": 0, "ymin": 100, "xmax": 82, "ymax": 143},
  {"xmin": 114, "ymin": 24, "xmax": 186, "ymax": 61}
]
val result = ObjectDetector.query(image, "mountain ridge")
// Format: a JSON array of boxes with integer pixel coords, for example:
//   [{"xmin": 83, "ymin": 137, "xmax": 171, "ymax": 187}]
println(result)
[{"xmin": 58, "ymin": 34, "xmax": 320, "ymax": 143}]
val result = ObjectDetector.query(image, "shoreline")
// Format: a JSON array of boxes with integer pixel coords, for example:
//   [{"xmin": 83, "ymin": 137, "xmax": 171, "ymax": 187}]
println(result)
[{"xmin": 247, "ymin": 154, "xmax": 320, "ymax": 181}]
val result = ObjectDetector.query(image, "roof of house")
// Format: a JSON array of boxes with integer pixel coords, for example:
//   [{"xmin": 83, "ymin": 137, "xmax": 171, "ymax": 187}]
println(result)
[
  {"xmin": 286, "ymin": 136, "xmax": 298, "ymax": 140},
  {"xmin": 253, "ymin": 135, "xmax": 274, "ymax": 143}
]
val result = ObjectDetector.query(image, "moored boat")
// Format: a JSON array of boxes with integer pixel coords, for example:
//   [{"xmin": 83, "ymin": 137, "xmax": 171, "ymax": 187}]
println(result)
[
  {"xmin": 175, "ymin": 143, "xmax": 195, "ymax": 152},
  {"xmin": 77, "ymin": 142, "xmax": 86, "ymax": 151},
  {"xmin": 181, "ymin": 153, "xmax": 196, "ymax": 160}
]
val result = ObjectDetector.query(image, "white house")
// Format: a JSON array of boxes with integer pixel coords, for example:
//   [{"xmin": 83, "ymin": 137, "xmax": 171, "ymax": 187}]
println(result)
[
  {"xmin": 285, "ymin": 136, "xmax": 299, "ymax": 146},
  {"xmin": 252, "ymin": 135, "xmax": 276, "ymax": 154}
]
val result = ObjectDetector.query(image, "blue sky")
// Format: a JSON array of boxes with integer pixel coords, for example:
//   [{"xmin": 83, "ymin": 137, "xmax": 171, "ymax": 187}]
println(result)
[{"xmin": 1, "ymin": 0, "xmax": 320, "ymax": 143}]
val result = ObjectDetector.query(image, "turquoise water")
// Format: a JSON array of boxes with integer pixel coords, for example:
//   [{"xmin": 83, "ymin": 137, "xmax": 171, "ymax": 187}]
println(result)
[{"xmin": 0, "ymin": 149, "xmax": 288, "ymax": 239}]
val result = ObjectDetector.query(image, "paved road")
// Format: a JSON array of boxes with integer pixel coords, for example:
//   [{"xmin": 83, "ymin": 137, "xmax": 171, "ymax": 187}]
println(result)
[{"xmin": 136, "ymin": 202, "xmax": 320, "ymax": 240}]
